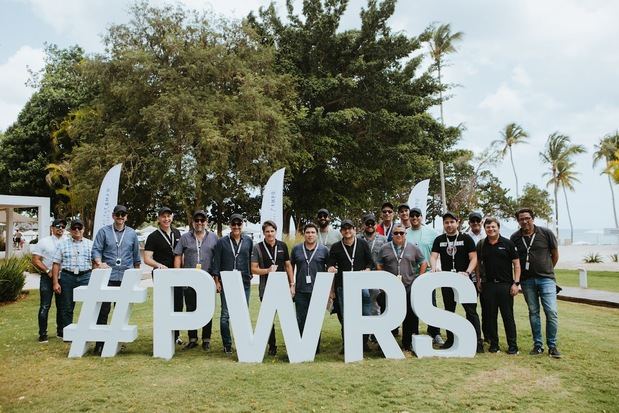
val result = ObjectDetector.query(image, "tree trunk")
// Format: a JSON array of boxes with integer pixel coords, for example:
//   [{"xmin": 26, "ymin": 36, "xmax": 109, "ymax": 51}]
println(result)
[
  {"xmin": 553, "ymin": 183, "xmax": 559, "ymax": 240},
  {"xmin": 562, "ymin": 185, "xmax": 574, "ymax": 244},
  {"xmin": 608, "ymin": 174, "xmax": 619, "ymax": 228},
  {"xmin": 437, "ymin": 62, "xmax": 444, "ymax": 126},
  {"xmin": 509, "ymin": 146, "xmax": 519, "ymax": 199}
]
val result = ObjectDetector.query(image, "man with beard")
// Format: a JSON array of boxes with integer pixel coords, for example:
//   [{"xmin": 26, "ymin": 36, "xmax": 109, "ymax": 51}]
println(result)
[
  {"xmin": 466, "ymin": 211, "xmax": 489, "ymax": 344},
  {"xmin": 357, "ymin": 213, "xmax": 387, "ymax": 318},
  {"xmin": 316, "ymin": 208, "xmax": 341, "ymax": 250}
]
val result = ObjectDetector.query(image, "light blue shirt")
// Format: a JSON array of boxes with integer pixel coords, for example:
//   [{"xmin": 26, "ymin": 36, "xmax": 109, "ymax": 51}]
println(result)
[
  {"xmin": 405, "ymin": 225, "xmax": 437, "ymax": 264},
  {"xmin": 92, "ymin": 224, "xmax": 141, "ymax": 281},
  {"xmin": 53, "ymin": 237, "xmax": 93, "ymax": 272}
]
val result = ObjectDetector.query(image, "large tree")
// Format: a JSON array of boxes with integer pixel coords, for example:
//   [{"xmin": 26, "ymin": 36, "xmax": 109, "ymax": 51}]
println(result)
[
  {"xmin": 592, "ymin": 132, "xmax": 619, "ymax": 228},
  {"xmin": 539, "ymin": 132, "xmax": 586, "ymax": 241},
  {"xmin": 492, "ymin": 122, "xmax": 528, "ymax": 198},
  {"xmin": 248, "ymin": 0, "xmax": 459, "ymax": 225}
]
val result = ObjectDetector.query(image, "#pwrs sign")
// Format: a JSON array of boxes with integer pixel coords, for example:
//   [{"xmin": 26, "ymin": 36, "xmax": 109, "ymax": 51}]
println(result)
[{"xmin": 65, "ymin": 269, "xmax": 478, "ymax": 363}]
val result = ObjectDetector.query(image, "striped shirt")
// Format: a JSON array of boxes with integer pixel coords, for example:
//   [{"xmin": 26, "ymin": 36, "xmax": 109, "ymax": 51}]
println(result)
[{"xmin": 53, "ymin": 237, "xmax": 94, "ymax": 272}]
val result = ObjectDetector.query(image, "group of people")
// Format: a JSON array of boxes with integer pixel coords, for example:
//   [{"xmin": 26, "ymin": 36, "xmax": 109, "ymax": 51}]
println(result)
[{"xmin": 33, "ymin": 202, "xmax": 561, "ymax": 359}]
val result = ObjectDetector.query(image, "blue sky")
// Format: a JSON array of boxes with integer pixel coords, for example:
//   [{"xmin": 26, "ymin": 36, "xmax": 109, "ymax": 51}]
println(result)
[{"xmin": 1, "ymin": 0, "xmax": 618, "ymax": 234}]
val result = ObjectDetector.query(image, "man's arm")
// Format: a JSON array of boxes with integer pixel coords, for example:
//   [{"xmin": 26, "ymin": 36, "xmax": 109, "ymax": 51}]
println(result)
[
  {"xmin": 510, "ymin": 258, "xmax": 521, "ymax": 296},
  {"xmin": 31, "ymin": 253, "xmax": 48, "ymax": 274},
  {"xmin": 465, "ymin": 251, "xmax": 477, "ymax": 275},
  {"xmin": 91, "ymin": 228, "xmax": 108, "ymax": 268},
  {"xmin": 52, "ymin": 262, "xmax": 62, "ymax": 294},
  {"xmin": 551, "ymin": 248, "xmax": 559, "ymax": 267},
  {"xmin": 430, "ymin": 252, "xmax": 439, "ymax": 272},
  {"xmin": 132, "ymin": 233, "xmax": 141, "ymax": 268}
]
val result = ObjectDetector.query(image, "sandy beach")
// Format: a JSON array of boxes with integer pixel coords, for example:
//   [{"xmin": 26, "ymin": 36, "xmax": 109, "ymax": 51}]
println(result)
[{"xmin": 557, "ymin": 244, "xmax": 619, "ymax": 271}]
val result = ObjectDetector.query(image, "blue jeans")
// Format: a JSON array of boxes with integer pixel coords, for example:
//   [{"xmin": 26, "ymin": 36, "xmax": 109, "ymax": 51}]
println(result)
[
  {"xmin": 38, "ymin": 274, "xmax": 62, "ymax": 337},
  {"xmin": 58, "ymin": 271, "xmax": 92, "ymax": 330},
  {"xmin": 335, "ymin": 287, "xmax": 372, "ymax": 344},
  {"xmin": 220, "ymin": 283, "xmax": 251, "ymax": 349},
  {"xmin": 521, "ymin": 277, "xmax": 558, "ymax": 348}
]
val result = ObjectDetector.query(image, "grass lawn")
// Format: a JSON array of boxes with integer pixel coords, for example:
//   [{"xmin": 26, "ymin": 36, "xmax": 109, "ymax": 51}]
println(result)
[
  {"xmin": 555, "ymin": 269, "xmax": 619, "ymax": 292},
  {"xmin": 1, "ymin": 286, "xmax": 618, "ymax": 412}
]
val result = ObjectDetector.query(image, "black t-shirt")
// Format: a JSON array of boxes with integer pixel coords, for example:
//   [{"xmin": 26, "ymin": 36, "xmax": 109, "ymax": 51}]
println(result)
[
  {"xmin": 144, "ymin": 227, "xmax": 181, "ymax": 269},
  {"xmin": 510, "ymin": 225, "xmax": 558, "ymax": 280},
  {"xmin": 431, "ymin": 232, "xmax": 476, "ymax": 272},
  {"xmin": 478, "ymin": 236, "xmax": 519, "ymax": 283},
  {"xmin": 327, "ymin": 238, "xmax": 374, "ymax": 289},
  {"xmin": 252, "ymin": 240, "xmax": 290, "ymax": 299}
]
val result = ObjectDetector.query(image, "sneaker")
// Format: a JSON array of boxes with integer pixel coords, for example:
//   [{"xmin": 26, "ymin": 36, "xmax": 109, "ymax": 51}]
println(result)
[
  {"xmin": 38, "ymin": 335, "xmax": 48, "ymax": 343},
  {"xmin": 489, "ymin": 346, "xmax": 500, "ymax": 353},
  {"xmin": 507, "ymin": 347, "xmax": 519, "ymax": 355},
  {"xmin": 402, "ymin": 346, "xmax": 413, "ymax": 353},
  {"xmin": 268, "ymin": 345, "xmax": 277, "ymax": 356},
  {"xmin": 93, "ymin": 344, "xmax": 103, "ymax": 356},
  {"xmin": 476, "ymin": 342, "xmax": 485, "ymax": 353},
  {"xmin": 433, "ymin": 335, "xmax": 445, "ymax": 346},
  {"xmin": 175, "ymin": 337, "xmax": 184, "ymax": 345},
  {"xmin": 184, "ymin": 341, "xmax": 198, "ymax": 350},
  {"xmin": 223, "ymin": 346, "xmax": 232, "ymax": 355},
  {"xmin": 440, "ymin": 341, "xmax": 453, "ymax": 350},
  {"xmin": 202, "ymin": 341, "xmax": 210, "ymax": 351},
  {"xmin": 529, "ymin": 346, "xmax": 544, "ymax": 355},
  {"xmin": 548, "ymin": 347, "xmax": 562, "ymax": 359}
]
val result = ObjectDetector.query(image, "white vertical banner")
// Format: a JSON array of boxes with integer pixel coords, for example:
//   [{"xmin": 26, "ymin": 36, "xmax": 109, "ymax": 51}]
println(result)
[
  {"xmin": 288, "ymin": 215, "xmax": 296, "ymax": 239},
  {"xmin": 407, "ymin": 179, "xmax": 430, "ymax": 218},
  {"xmin": 260, "ymin": 168, "xmax": 285, "ymax": 240},
  {"xmin": 93, "ymin": 163, "xmax": 122, "ymax": 236}
]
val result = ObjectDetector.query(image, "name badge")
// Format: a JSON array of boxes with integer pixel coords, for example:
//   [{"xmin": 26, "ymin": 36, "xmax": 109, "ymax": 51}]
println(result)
[
  {"xmin": 73, "ymin": 268, "xmax": 79, "ymax": 275},
  {"xmin": 306, "ymin": 275, "xmax": 312, "ymax": 284},
  {"xmin": 196, "ymin": 263, "xmax": 202, "ymax": 270},
  {"xmin": 525, "ymin": 262, "xmax": 530, "ymax": 270}
]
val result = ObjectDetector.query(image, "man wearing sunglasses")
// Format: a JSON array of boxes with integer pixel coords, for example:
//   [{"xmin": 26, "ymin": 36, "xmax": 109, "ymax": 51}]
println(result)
[
  {"xmin": 316, "ymin": 208, "xmax": 341, "ymax": 250},
  {"xmin": 357, "ymin": 213, "xmax": 387, "ymax": 318},
  {"xmin": 91, "ymin": 204, "xmax": 141, "ymax": 355},
  {"xmin": 376, "ymin": 202, "xmax": 395, "ymax": 241},
  {"xmin": 32, "ymin": 218, "xmax": 66, "ymax": 342},
  {"xmin": 51, "ymin": 219, "xmax": 93, "ymax": 335},
  {"xmin": 174, "ymin": 210, "xmax": 218, "ymax": 350},
  {"xmin": 466, "ymin": 211, "xmax": 488, "ymax": 343},
  {"xmin": 211, "ymin": 213, "xmax": 253, "ymax": 355},
  {"xmin": 466, "ymin": 212, "xmax": 485, "ymax": 245},
  {"xmin": 376, "ymin": 223, "xmax": 427, "ymax": 353}
]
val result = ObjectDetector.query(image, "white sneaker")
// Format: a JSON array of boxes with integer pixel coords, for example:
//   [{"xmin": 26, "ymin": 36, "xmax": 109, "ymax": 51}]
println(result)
[
  {"xmin": 175, "ymin": 338, "xmax": 184, "ymax": 345},
  {"xmin": 433, "ymin": 335, "xmax": 445, "ymax": 346}
]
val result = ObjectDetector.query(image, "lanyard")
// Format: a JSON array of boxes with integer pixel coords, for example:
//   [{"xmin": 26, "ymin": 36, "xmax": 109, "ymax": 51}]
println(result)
[
  {"xmin": 302, "ymin": 243, "xmax": 318, "ymax": 278},
  {"xmin": 390, "ymin": 241, "xmax": 407, "ymax": 276},
  {"xmin": 194, "ymin": 232, "xmax": 204, "ymax": 262},
  {"xmin": 158, "ymin": 228, "xmax": 175, "ymax": 251},
  {"xmin": 383, "ymin": 223, "xmax": 393, "ymax": 239},
  {"xmin": 446, "ymin": 232, "xmax": 459, "ymax": 272},
  {"xmin": 262, "ymin": 241, "xmax": 278, "ymax": 266},
  {"xmin": 341, "ymin": 239, "xmax": 357, "ymax": 270},
  {"xmin": 113, "ymin": 226, "xmax": 126, "ymax": 258},
  {"xmin": 229, "ymin": 237, "xmax": 243, "ymax": 270},
  {"xmin": 522, "ymin": 232, "xmax": 536, "ymax": 269}
]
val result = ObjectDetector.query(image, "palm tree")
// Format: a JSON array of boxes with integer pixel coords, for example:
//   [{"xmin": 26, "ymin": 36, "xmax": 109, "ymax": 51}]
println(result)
[
  {"xmin": 492, "ymin": 123, "xmax": 529, "ymax": 198},
  {"xmin": 539, "ymin": 132, "xmax": 586, "ymax": 242},
  {"xmin": 592, "ymin": 132, "xmax": 619, "ymax": 228},
  {"xmin": 427, "ymin": 23, "xmax": 463, "ymax": 125}
]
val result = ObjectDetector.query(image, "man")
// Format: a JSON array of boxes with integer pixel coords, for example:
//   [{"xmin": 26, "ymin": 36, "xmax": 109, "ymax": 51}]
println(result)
[
  {"xmin": 32, "ymin": 218, "xmax": 66, "ymax": 342},
  {"xmin": 51, "ymin": 219, "xmax": 93, "ymax": 334},
  {"xmin": 477, "ymin": 217, "xmax": 520, "ymax": 354},
  {"xmin": 357, "ymin": 213, "xmax": 387, "ymax": 317},
  {"xmin": 144, "ymin": 207, "xmax": 183, "ymax": 344},
  {"xmin": 466, "ymin": 212, "xmax": 485, "ymax": 244},
  {"xmin": 251, "ymin": 220, "xmax": 294, "ymax": 356},
  {"xmin": 210, "ymin": 213, "xmax": 253, "ymax": 354},
  {"xmin": 316, "ymin": 208, "xmax": 342, "ymax": 249},
  {"xmin": 376, "ymin": 202, "xmax": 395, "ymax": 241},
  {"xmin": 91, "ymin": 204, "xmax": 141, "ymax": 355},
  {"xmin": 327, "ymin": 219, "xmax": 374, "ymax": 353},
  {"xmin": 405, "ymin": 207, "xmax": 443, "ymax": 346},
  {"xmin": 510, "ymin": 208, "xmax": 561, "ymax": 358},
  {"xmin": 290, "ymin": 222, "xmax": 329, "ymax": 353},
  {"xmin": 397, "ymin": 204, "xmax": 412, "ymax": 229},
  {"xmin": 173, "ymin": 210, "xmax": 218, "ymax": 350},
  {"xmin": 376, "ymin": 223, "xmax": 427, "ymax": 352},
  {"xmin": 430, "ymin": 211, "xmax": 483, "ymax": 353}
]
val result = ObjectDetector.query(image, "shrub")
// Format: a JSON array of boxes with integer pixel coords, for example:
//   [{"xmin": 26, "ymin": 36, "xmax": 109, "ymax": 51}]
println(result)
[
  {"xmin": 583, "ymin": 252, "xmax": 604, "ymax": 264},
  {"xmin": 609, "ymin": 253, "xmax": 619, "ymax": 263},
  {"xmin": 0, "ymin": 255, "xmax": 29, "ymax": 302}
]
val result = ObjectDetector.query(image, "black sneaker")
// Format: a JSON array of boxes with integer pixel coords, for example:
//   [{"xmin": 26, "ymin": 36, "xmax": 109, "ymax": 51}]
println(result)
[
  {"xmin": 184, "ymin": 341, "xmax": 198, "ymax": 349},
  {"xmin": 489, "ymin": 346, "xmax": 500, "ymax": 353},
  {"xmin": 202, "ymin": 341, "xmax": 210, "ymax": 351},
  {"xmin": 529, "ymin": 346, "xmax": 544, "ymax": 355},
  {"xmin": 38, "ymin": 335, "xmax": 48, "ymax": 343},
  {"xmin": 548, "ymin": 347, "xmax": 562, "ymax": 358},
  {"xmin": 223, "ymin": 346, "xmax": 232, "ymax": 355},
  {"xmin": 507, "ymin": 347, "xmax": 519, "ymax": 355},
  {"xmin": 476, "ymin": 342, "xmax": 485, "ymax": 353},
  {"xmin": 268, "ymin": 345, "xmax": 277, "ymax": 356},
  {"xmin": 402, "ymin": 346, "xmax": 413, "ymax": 353}
]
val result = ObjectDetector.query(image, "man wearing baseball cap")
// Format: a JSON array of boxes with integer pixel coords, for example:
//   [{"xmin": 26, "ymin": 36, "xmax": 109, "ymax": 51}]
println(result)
[
  {"xmin": 358, "ymin": 213, "xmax": 387, "ymax": 318},
  {"xmin": 376, "ymin": 202, "xmax": 395, "ymax": 241},
  {"xmin": 397, "ymin": 204, "xmax": 412, "ymax": 230},
  {"xmin": 316, "ymin": 208, "xmax": 341, "ymax": 250}
]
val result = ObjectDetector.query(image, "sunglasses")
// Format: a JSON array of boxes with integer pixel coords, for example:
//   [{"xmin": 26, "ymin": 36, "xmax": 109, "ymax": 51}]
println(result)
[
  {"xmin": 317, "ymin": 214, "xmax": 328, "ymax": 218},
  {"xmin": 411, "ymin": 213, "xmax": 421, "ymax": 218},
  {"xmin": 382, "ymin": 210, "xmax": 393, "ymax": 214},
  {"xmin": 194, "ymin": 218, "xmax": 206, "ymax": 223},
  {"xmin": 114, "ymin": 212, "xmax": 127, "ymax": 217},
  {"xmin": 71, "ymin": 226, "xmax": 84, "ymax": 231},
  {"xmin": 54, "ymin": 225, "xmax": 66, "ymax": 229},
  {"xmin": 470, "ymin": 219, "xmax": 481, "ymax": 223},
  {"xmin": 393, "ymin": 231, "xmax": 405, "ymax": 235},
  {"xmin": 365, "ymin": 221, "xmax": 376, "ymax": 226},
  {"xmin": 230, "ymin": 222, "xmax": 242, "ymax": 227}
]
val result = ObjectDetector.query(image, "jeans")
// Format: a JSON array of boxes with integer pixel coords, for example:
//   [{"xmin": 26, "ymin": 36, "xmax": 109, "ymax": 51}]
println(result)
[
  {"xmin": 38, "ymin": 274, "xmax": 62, "ymax": 337},
  {"xmin": 442, "ymin": 286, "xmax": 481, "ymax": 346},
  {"xmin": 521, "ymin": 277, "xmax": 558, "ymax": 348},
  {"xmin": 426, "ymin": 289, "xmax": 441, "ymax": 338},
  {"xmin": 184, "ymin": 286, "xmax": 212, "ymax": 342},
  {"xmin": 220, "ymin": 283, "xmax": 251, "ymax": 349},
  {"xmin": 402, "ymin": 286, "xmax": 419, "ymax": 349},
  {"xmin": 296, "ymin": 291, "xmax": 321, "ymax": 352},
  {"xmin": 58, "ymin": 271, "xmax": 92, "ymax": 330},
  {"xmin": 481, "ymin": 282, "xmax": 517, "ymax": 349}
]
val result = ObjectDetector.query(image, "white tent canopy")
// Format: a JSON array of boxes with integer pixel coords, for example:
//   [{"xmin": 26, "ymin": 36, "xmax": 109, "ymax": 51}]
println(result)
[{"xmin": 0, "ymin": 195, "xmax": 50, "ymax": 256}]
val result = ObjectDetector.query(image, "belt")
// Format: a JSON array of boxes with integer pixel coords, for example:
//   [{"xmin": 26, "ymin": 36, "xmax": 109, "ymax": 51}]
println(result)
[{"xmin": 61, "ymin": 269, "xmax": 92, "ymax": 276}]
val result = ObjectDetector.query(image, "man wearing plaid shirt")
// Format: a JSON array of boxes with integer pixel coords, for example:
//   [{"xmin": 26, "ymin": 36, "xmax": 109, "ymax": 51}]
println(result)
[{"xmin": 52, "ymin": 218, "xmax": 94, "ymax": 331}]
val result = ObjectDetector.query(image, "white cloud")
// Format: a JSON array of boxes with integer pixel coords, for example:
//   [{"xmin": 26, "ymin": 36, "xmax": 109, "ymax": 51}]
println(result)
[
  {"xmin": 512, "ymin": 65, "xmax": 531, "ymax": 87},
  {"xmin": 478, "ymin": 84, "xmax": 524, "ymax": 115}
]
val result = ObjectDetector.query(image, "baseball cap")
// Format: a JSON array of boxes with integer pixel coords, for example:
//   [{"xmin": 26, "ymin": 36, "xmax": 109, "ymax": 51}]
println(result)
[
  {"xmin": 317, "ymin": 208, "xmax": 330, "ymax": 217},
  {"xmin": 70, "ymin": 218, "xmax": 84, "ymax": 229},
  {"xmin": 113, "ymin": 205, "xmax": 127, "ymax": 214},
  {"xmin": 158, "ymin": 207, "xmax": 173, "ymax": 216},
  {"xmin": 362, "ymin": 213, "xmax": 376, "ymax": 224},
  {"xmin": 229, "ymin": 213, "xmax": 243, "ymax": 224},
  {"xmin": 468, "ymin": 211, "xmax": 483, "ymax": 221},
  {"xmin": 410, "ymin": 207, "xmax": 422, "ymax": 215},
  {"xmin": 381, "ymin": 202, "xmax": 394, "ymax": 211},
  {"xmin": 193, "ymin": 210, "xmax": 207, "ymax": 219},
  {"xmin": 397, "ymin": 203, "xmax": 410, "ymax": 212},
  {"xmin": 52, "ymin": 218, "xmax": 66, "ymax": 227},
  {"xmin": 340, "ymin": 219, "xmax": 354, "ymax": 228},
  {"xmin": 442, "ymin": 211, "xmax": 459, "ymax": 220}
]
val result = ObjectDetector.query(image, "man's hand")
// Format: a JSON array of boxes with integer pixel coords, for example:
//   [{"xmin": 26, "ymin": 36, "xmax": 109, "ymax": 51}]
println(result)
[
  {"xmin": 289, "ymin": 284, "xmax": 295, "ymax": 297},
  {"xmin": 510, "ymin": 284, "xmax": 519, "ymax": 297},
  {"xmin": 327, "ymin": 266, "xmax": 336, "ymax": 273},
  {"xmin": 53, "ymin": 282, "xmax": 61, "ymax": 294},
  {"xmin": 97, "ymin": 262, "xmax": 110, "ymax": 269}
]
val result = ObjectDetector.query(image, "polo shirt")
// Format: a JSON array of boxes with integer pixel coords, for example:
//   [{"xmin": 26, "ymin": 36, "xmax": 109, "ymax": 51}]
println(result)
[
  {"xmin": 144, "ymin": 227, "xmax": 181, "ymax": 269},
  {"xmin": 510, "ymin": 225, "xmax": 558, "ymax": 280},
  {"xmin": 290, "ymin": 243, "xmax": 329, "ymax": 294},
  {"xmin": 431, "ymin": 232, "xmax": 476, "ymax": 273},
  {"xmin": 377, "ymin": 242, "xmax": 425, "ymax": 287},
  {"xmin": 406, "ymin": 225, "xmax": 437, "ymax": 264},
  {"xmin": 174, "ymin": 230, "xmax": 218, "ymax": 270},
  {"xmin": 252, "ymin": 240, "xmax": 290, "ymax": 299},
  {"xmin": 477, "ymin": 236, "xmax": 519, "ymax": 283},
  {"xmin": 327, "ymin": 238, "xmax": 374, "ymax": 289}
]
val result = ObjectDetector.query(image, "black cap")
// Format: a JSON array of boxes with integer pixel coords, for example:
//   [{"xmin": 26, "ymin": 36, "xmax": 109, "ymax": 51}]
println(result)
[
  {"xmin": 410, "ymin": 207, "xmax": 422, "ymax": 215},
  {"xmin": 193, "ymin": 210, "xmax": 207, "ymax": 219},
  {"xmin": 362, "ymin": 213, "xmax": 376, "ymax": 224},
  {"xmin": 113, "ymin": 205, "xmax": 127, "ymax": 214},
  {"xmin": 469, "ymin": 211, "xmax": 483, "ymax": 221},
  {"xmin": 397, "ymin": 203, "xmax": 410, "ymax": 212},
  {"xmin": 158, "ymin": 207, "xmax": 173, "ymax": 216},
  {"xmin": 442, "ymin": 211, "xmax": 458, "ymax": 220},
  {"xmin": 229, "ymin": 213, "xmax": 243, "ymax": 224},
  {"xmin": 381, "ymin": 202, "xmax": 394, "ymax": 211},
  {"xmin": 317, "ymin": 208, "xmax": 329, "ymax": 217},
  {"xmin": 52, "ymin": 218, "xmax": 66, "ymax": 227},
  {"xmin": 70, "ymin": 218, "xmax": 84, "ymax": 229},
  {"xmin": 340, "ymin": 219, "xmax": 354, "ymax": 228}
]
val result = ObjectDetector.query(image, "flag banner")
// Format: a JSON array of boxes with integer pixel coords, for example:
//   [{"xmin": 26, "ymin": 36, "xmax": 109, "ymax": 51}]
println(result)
[
  {"xmin": 260, "ymin": 168, "xmax": 285, "ymax": 240},
  {"xmin": 93, "ymin": 163, "xmax": 122, "ymax": 235},
  {"xmin": 407, "ymin": 179, "xmax": 430, "ymax": 218},
  {"xmin": 289, "ymin": 215, "xmax": 296, "ymax": 239}
]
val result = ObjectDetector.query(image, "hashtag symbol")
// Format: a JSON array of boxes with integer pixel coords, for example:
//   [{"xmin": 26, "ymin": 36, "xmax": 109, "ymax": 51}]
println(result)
[{"xmin": 64, "ymin": 268, "xmax": 147, "ymax": 358}]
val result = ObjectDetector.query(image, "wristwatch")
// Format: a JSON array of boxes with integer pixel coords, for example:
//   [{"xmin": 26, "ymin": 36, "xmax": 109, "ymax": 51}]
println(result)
[{"xmin": 513, "ymin": 281, "xmax": 520, "ymax": 286}]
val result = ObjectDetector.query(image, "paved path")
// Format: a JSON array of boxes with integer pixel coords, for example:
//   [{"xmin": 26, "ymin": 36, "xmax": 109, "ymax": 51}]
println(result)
[{"xmin": 557, "ymin": 286, "xmax": 619, "ymax": 308}]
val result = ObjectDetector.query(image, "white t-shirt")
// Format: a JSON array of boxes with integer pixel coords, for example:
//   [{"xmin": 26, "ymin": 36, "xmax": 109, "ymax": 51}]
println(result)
[{"xmin": 32, "ymin": 235, "xmax": 64, "ymax": 270}]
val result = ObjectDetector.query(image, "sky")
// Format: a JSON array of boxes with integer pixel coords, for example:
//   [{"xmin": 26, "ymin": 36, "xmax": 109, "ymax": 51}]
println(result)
[{"xmin": 1, "ymin": 0, "xmax": 618, "ymax": 234}]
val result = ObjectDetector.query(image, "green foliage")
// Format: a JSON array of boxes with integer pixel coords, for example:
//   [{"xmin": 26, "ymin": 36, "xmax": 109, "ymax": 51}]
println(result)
[
  {"xmin": 609, "ymin": 253, "xmax": 618, "ymax": 263},
  {"xmin": 0, "ymin": 255, "xmax": 29, "ymax": 302},
  {"xmin": 583, "ymin": 252, "xmax": 604, "ymax": 264},
  {"xmin": 515, "ymin": 184, "xmax": 553, "ymax": 222}
]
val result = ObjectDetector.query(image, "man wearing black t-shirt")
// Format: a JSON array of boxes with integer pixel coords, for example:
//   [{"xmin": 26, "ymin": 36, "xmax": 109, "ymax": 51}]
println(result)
[
  {"xmin": 476, "ymin": 217, "xmax": 520, "ymax": 354},
  {"xmin": 430, "ymin": 211, "xmax": 483, "ymax": 352},
  {"xmin": 327, "ymin": 219, "xmax": 374, "ymax": 353},
  {"xmin": 251, "ymin": 220, "xmax": 294, "ymax": 356},
  {"xmin": 144, "ymin": 207, "xmax": 182, "ymax": 344}
]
